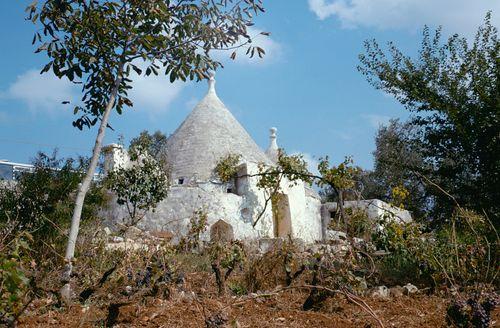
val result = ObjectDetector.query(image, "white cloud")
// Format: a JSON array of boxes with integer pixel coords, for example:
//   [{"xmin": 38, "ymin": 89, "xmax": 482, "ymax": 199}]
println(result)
[
  {"xmin": 0, "ymin": 69, "xmax": 76, "ymax": 113},
  {"xmin": 308, "ymin": 0, "xmax": 499, "ymax": 34},
  {"xmin": 1, "ymin": 65, "xmax": 187, "ymax": 116},
  {"xmin": 128, "ymin": 63, "xmax": 186, "ymax": 114},
  {"xmin": 361, "ymin": 113, "xmax": 391, "ymax": 128},
  {"xmin": 212, "ymin": 27, "xmax": 283, "ymax": 65}
]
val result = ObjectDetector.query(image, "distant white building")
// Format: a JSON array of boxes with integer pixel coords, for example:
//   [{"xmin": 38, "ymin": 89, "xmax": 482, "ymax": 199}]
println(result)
[
  {"xmin": 0, "ymin": 160, "xmax": 35, "ymax": 181},
  {"xmin": 102, "ymin": 75, "xmax": 411, "ymax": 244}
]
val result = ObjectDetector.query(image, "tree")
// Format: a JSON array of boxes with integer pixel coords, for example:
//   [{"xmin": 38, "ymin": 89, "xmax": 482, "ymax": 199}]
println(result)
[
  {"xmin": 0, "ymin": 151, "xmax": 105, "ymax": 258},
  {"xmin": 26, "ymin": 0, "xmax": 267, "ymax": 294},
  {"xmin": 105, "ymin": 146, "xmax": 169, "ymax": 228},
  {"xmin": 358, "ymin": 13, "xmax": 499, "ymax": 221},
  {"xmin": 370, "ymin": 120, "xmax": 430, "ymax": 219},
  {"xmin": 316, "ymin": 156, "xmax": 360, "ymax": 223},
  {"xmin": 129, "ymin": 130, "xmax": 168, "ymax": 163}
]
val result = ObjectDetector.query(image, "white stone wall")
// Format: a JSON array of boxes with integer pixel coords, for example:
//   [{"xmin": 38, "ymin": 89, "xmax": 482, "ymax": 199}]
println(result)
[
  {"xmin": 304, "ymin": 188, "xmax": 323, "ymax": 242},
  {"xmin": 102, "ymin": 144, "xmax": 130, "ymax": 174},
  {"xmin": 102, "ymin": 160, "xmax": 276, "ymax": 243},
  {"xmin": 102, "ymin": 156, "xmax": 323, "ymax": 244},
  {"xmin": 321, "ymin": 199, "xmax": 412, "ymax": 229},
  {"xmin": 279, "ymin": 179, "xmax": 322, "ymax": 243},
  {"xmin": 345, "ymin": 199, "xmax": 412, "ymax": 223},
  {"xmin": 241, "ymin": 162, "xmax": 275, "ymax": 238}
]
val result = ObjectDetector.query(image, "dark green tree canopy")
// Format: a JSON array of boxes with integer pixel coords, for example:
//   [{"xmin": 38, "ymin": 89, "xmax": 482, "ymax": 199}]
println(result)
[
  {"xmin": 129, "ymin": 130, "xmax": 168, "ymax": 161},
  {"xmin": 359, "ymin": 13, "xmax": 499, "ymax": 220},
  {"xmin": 369, "ymin": 120, "xmax": 429, "ymax": 219}
]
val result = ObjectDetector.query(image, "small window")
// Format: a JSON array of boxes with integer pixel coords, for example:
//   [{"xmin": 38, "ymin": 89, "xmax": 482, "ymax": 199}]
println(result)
[
  {"xmin": 178, "ymin": 178, "xmax": 185, "ymax": 185},
  {"xmin": 227, "ymin": 188, "xmax": 233, "ymax": 193}
]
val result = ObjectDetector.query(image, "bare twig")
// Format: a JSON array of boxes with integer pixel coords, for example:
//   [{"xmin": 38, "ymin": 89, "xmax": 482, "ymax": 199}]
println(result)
[{"xmin": 223, "ymin": 284, "xmax": 385, "ymax": 328}]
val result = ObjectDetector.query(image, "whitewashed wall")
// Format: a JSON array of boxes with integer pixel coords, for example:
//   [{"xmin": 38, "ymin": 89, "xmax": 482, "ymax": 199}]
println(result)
[{"xmin": 102, "ymin": 155, "xmax": 323, "ymax": 244}]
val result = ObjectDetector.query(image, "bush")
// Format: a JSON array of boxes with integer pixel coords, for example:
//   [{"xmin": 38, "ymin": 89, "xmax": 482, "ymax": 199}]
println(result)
[
  {"xmin": 208, "ymin": 240, "xmax": 246, "ymax": 295},
  {"xmin": 0, "ymin": 151, "xmax": 106, "ymax": 265},
  {"xmin": 243, "ymin": 239, "xmax": 307, "ymax": 292},
  {"xmin": 372, "ymin": 208, "xmax": 499, "ymax": 288},
  {"xmin": 105, "ymin": 146, "xmax": 169, "ymax": 228},
  {"xmin": 178, "ymin": 209, "xmax": 208, "ymax": 252},
  {"xmin": 0, "ymin": 233, "xmax": 32, "ymax": 326},
  {"xmin": 330, "ymin": 207, "xmax": 373, "ymax": 239}
]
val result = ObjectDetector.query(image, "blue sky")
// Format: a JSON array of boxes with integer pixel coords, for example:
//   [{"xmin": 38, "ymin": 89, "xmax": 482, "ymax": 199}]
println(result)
[{"xmin": 0, "ymin": 1, "xmax": 498, "ymax": 170}]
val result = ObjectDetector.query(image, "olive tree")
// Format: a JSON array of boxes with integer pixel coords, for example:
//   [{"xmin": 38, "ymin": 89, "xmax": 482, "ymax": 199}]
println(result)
[{"xmin": 26, "ymin": 0, "xmax": 267, "ymax": 296}]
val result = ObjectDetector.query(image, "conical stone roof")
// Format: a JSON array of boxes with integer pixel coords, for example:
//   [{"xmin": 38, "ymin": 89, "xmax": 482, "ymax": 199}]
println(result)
[{"xmin": 166, "ymin": 74, "xmax": 271, "ymax": 182}]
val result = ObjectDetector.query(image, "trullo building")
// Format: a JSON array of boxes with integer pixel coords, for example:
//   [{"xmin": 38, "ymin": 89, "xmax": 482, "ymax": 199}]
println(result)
[
  {"xmin": 103, "ymin": 74, "xmax": 323, "ymax": 244},
  {"xmin": 102, "ymin": 74, "xmax": 412, "ymax": 244}
]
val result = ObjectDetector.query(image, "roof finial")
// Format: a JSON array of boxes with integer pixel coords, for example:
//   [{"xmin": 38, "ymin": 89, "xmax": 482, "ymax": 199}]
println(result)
[
  {"xmin": 266, "ymin": 127, "xmax": 279, "ymax": 163},
  {"xmin": 208, "ymin": 71, "xmax": 216, "ymax": 94}
]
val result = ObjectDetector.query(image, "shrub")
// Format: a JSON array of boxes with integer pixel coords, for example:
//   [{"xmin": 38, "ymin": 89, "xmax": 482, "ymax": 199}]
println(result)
[
  {"xmin": 105, "ymin": 146, "xmax": 169, "ymax": 228},
  {"xmin": 371, "ymin": 218, "xmax": 424, "ymax": 284},
  {"xmin": 243, "ymin": 239, "xmax": 307, "ymax": 292},
  {"xmin": 178, "ymin": 209, "xmax": 208, "ymax": 252},
  {"xmin": 447, "ymin": 291, "xmax": 499, "ymax": 328},
  {"xmin": 208, "ymin": 240, "xmax": 246, "ymax": 295},
  {"xmin": 0, "ymin": 151, "xmax": 106, "ymax": 265},
  {"xmin": 0, "ymin": 233, "xmax": 32, "ymax": 326},
  {"xmin": 372, "ymin": 208, "xmax": 499, "ymax": 287},
  {"xmin": 214, "ymin": 154, "xmax": 242, "ymax": 183},
  {"xmin": 330, "ymin": 207, "xmax": 373, "ymax": 239},
  {"xmin": 228, "ymin": 281, "xmax": 247, "ymax": 296}
]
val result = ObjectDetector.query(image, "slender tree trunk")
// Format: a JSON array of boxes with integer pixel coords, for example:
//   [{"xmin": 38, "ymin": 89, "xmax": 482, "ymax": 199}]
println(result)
[
  {"xmin": 338, "ymin": 189, "xmax": 346, "ymax": 231},
  {"xmin": 60, "ymin": 71, "xmax": 123, "ymax": 301}
]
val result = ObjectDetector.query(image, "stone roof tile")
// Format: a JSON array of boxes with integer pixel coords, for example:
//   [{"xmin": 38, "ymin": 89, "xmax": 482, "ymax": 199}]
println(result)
[{"xmin": 166, "ymin": 75, "xmax": 271, "ymax": 181}]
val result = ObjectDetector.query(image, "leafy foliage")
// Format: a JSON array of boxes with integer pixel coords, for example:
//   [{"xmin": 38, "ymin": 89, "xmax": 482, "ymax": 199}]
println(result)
[
  {"xmin": 105, "ymin": 146, "xmax": 169, "ymax": 227},
  {"xmin": 129, "ymin": 130, "xmax": 168, "ymax": 163},
  {"xmin": 319, "ymin": 156, "xmax": 362, "ymax": 219},
  {"xmin": 27, "ymin": 0, "xmax": 267, "ymax": 129},
  {"xmin": 366, "ymin": 120, "xmax": 430, "ymax": 219},
  {"xmin": 359, "ymin": 13, "xmax": 500, "ymax": 221},
  {"xmin": 329, "ymin": 207, "xmax": 373, "ymax": 239},
  {"xmin": 251, "ymin": 150, "xmax": 312, "ymax": 226},
  {"xmin": 208, "ymin": 240, "xmax": 245, "ymax": 295},
  {"xmin": 317, "ymin": 156, "xmax": 359, "ymax": 192},
  {"xmin": 178, "ymin": 209, "xmax": 209, "ymax": 252},
  {"xmin": 372, "ymin": 208, "xmax": 499, "ymax": 287},
  {"xmin": 214, "ymin": 154, "xmax": 242, "ymax": 183},
  {"xmin": 0, "ymin": 233, "xmax": 32, "ymax": 326},
  {"xmin": 253, "ymin": 150, "xmax": 312, "ymax": 198},
  {"xmin": 0, "ymin": 151, "xmax": 105, "ymax": 255}
]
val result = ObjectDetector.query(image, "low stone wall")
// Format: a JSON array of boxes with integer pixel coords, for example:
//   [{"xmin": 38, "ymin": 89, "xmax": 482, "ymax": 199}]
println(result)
[{"xmin": 321, "ymin": 199, "xmax": 412, "ymax": 234}]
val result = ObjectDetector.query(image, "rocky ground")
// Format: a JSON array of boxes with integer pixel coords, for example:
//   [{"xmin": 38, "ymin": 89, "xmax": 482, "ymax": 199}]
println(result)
[{"xmin": 18, "ymin": 272, "xmax": 499, "ymax": 327}]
